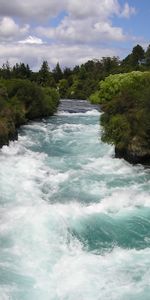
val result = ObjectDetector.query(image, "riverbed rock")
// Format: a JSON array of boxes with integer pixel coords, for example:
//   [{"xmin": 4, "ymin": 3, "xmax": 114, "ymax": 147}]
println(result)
[{"xmin": 115, "ymin": 136, "xmax": 150, "ymax": 164}]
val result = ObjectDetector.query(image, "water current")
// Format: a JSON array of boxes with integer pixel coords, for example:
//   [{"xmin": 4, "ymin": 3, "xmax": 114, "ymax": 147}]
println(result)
[{"xmin": 0, "ymin": 99, "xmax": 150, "ymax": 300}]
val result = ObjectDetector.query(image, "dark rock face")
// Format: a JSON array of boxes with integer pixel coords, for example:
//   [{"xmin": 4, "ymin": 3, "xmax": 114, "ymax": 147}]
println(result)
[
  {"xmin": 115, "ymin": 136, "xmax": 150, "ymax": 165},
  {"xmin": 0, "ymin": 137, "xmax": 8, "ymax": 148},
  {"xmin": 115, "ymin": 147, "xmax": 150, "ymax": 165},
  {"xmin": 0, "ymin": 129, "xmax": 18, "ymax": 148},
  {"xmin": 9, "ymin": 129, "xmax": 18, "ymax": 143}
]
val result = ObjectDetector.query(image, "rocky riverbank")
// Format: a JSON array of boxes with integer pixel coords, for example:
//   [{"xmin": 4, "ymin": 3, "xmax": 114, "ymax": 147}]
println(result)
[
  {"xmin": 90, "ymin": 71, "xmax": 150, "ymax": 165},
  {"xmin": 115, "ymin": 147, "xmax": 150, "ymax": 165}
]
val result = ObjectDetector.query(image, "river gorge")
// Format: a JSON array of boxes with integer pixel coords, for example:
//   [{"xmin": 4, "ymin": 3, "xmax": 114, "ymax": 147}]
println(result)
[{"xmin": 0, "ymin": 100, "xmax": 150, "ymax": 300}]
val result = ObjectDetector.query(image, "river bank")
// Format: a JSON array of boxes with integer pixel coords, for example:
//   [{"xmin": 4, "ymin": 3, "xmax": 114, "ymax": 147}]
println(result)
[
  {"xmin": 90, "ymin": 71, "xmax": 150, "ymax": 166},
  {"xmin": 0, "ymin": 79, "xmax": 60, "ymax": 149},
  {"xmin": 0, "ymin": 99, "xmax": 150, "ymax": 300}
]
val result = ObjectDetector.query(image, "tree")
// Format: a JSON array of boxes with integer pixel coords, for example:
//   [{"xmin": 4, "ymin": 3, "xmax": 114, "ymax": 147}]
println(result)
[
  {"xmin": 38, "ymin": 60, "xmax": 51, "ymax": 86},
  {"xmin": 12, "ymin": 63, "xmax": 32, "ymax": 79},
  {"xmin": 131, "ymin": 44, "xmax": 145, "ymax": 66},
  {"xmin": 63, "ymin": 67, "xmax": 72, "ymax": 79},
  {"xmin": 58, "ymin": 79, "xmax": 69, "ymax": 98},
  {"xmin": 145, "ymin": 45, "xmax": 150, "ymax": 66},
  {"xmin": 90, "ymin": 71, "xmax": 150, "ymax": 104},
  {"xmin": 78, "ymin": 65, "xmax": 87, "ymax": 80},
  {"xmin": 101, "ymin": 56, "xmax": 120, "ymax": 74},
  {"xmin": 52, "ymin": 63, "xmax": 63, "ymax": 83},
  {"xmin": 1, "ymin": 61, "xmax": 11, "ymax": 79}
]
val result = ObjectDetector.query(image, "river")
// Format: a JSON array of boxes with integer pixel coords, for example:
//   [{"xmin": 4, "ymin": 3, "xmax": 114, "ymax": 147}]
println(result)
[{"xmin": 0, "ymin": 99, "xmax": 150, "ymax": 300}]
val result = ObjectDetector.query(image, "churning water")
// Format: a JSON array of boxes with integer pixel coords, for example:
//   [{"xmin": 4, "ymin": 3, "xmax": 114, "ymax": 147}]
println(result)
[{"xmin": 0, "ymin": 99, "xmax": 150, "ymax": 300}]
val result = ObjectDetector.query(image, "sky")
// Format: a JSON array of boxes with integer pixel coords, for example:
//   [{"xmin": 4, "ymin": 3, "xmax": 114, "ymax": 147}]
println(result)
[{"xmin": 0, "ymin": 0, "xmax": 149, "ymax": 70}]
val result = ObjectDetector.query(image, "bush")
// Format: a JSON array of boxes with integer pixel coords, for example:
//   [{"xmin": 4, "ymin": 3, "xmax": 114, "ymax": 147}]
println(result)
[
  {"xmin": 0, "ymin": 78, "xmax": 60, "ymax": 147},
  {"xmin": 90, "ymin": 71, "xmax": 150, "ymax": 154}
]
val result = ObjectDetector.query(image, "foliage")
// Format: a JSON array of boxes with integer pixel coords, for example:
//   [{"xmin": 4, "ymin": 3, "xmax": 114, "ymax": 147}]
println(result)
[
  {"xmin": 52, "ymin": 63, "xmax": 63, "ymax": 83},
  {"xmin": 91, "ymin": 71, "xmax": 150, "ymax": 154},
  {"xmin": 0, "ymin": 78, "xmax": 60, "ymax": 147},
  {"xmin": 90, "ymin": 71, "xmax": 150, "ymax": 104},
  {"xmin": 1, "ymin": 42, "xmax": 150, "ymax": 156},
  {"xmin": 1, "ymin": 43, "xmax": 150, "ymax": 101},
  {"xmin": 58, "ymin": 79, "xmax": 69, "ymax": 98},
  {"xmin": 131, "ymin": 44, "xmax": 145, "ymax": 66},
  {"xmin": 37, "ymin": 60, "xmax": 55, "ymax": 87},
  {"xmin": 12, "ymin": 63, "xmax": 32, "ymax": 79},
  {"xmin": 101, "ymin": 113, "xmax": 131, "ymax": 149}
]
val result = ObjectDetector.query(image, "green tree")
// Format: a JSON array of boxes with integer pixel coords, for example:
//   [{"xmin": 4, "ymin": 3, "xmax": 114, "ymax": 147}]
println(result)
[
  {"xmin": 12, "ymin": 63, "xmax": 32, "ymax": 79},
  {"xmin": 145, "ymin": 44, "xmax": 150, "ymax": 66},
  {"xmin": 90, "ymin": 71, "xmax": 150, "ymax": 104},
  {"xmin": 52, "ymin": 63, "xmax": 63, "ymax": 83},
  {"xmin": 38, "ymin": 60, "xmax": 51, "ymax": 86},
  {"xmin": 131, "ymin": 44, "xmax": 145, "ymax": 66},
  {"xmin": 58, "ymin": 79, "xmax": 69, "ymax": 98},
  {"xmin": 101, "ymin": 56, "xmax": 120, "ymax": 75},
  {"xmin": 1, "ymin": 61, "xmax": 11, "ymax": 79}
]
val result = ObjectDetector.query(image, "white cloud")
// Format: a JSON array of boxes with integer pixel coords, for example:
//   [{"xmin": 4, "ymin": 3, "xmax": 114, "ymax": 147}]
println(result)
[
  {"xmin": 37, "ymin": 16, "xmax": 126, "ymax": 43},
  {"xmin": 35, "ymin": 1, "xmax": 135, "ymax": 45},
  {"xmin": 0, "ymin": 0, "xmax": 137, "ymax": 68},
  {"xmin": 0, "ymin": 17, "xmax": 18, "ymax": 37},
  {"xmin": 0, "ymin": 17, "xmax": 29, "ymax": 41},
  {"xmin": 0, "ymin": 0, "xmax": 135, "ymax": 20},
  {"xmin": 120, "ymin": 3, "xmax": 136, "ymax": 18},
  {"xmin": 19, "ymin": 35, "xmax": 44, "ymax": 44},
  {"xmin": 0, "ymin": 1, "xmax": 136, "ymax": 44},
  {"xmin": 66, "ymin": 0, "xmax": 120, "ymax": 19},
  {"xmin": 94, "ymin": 21, "xmax": 125, "ymax": 41},
  {"xmin": 0, "ymin": 42, "xmax": 120, "ymax": 70},
  {"xmin": 0, "ymin": 0, "xmax": 67, "ymax": 20}
]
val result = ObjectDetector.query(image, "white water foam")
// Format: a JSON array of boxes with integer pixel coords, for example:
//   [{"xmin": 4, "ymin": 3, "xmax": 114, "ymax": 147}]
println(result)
[
  {"xmin": 0, "ymin": 104, "xmax": 150, "ymax": 300},
  {"xmin": 57, "ymin": 109, "xmax": 100, "ymax": 116}
]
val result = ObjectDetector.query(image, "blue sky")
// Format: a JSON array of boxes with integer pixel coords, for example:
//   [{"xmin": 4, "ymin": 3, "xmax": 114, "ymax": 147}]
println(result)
[
  {"xmin": 0, "ymin": 0, "xmax": 149, "ymax": 70},
  {"xmin": 113, "ymin": 1, "xmax": 150, "ymax": 43}
]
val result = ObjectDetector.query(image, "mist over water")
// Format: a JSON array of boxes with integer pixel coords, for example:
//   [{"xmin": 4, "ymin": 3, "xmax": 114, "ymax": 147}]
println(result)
[{"xmin": 0, "ymin": 99, "xmax": 150, "ymax": 300}]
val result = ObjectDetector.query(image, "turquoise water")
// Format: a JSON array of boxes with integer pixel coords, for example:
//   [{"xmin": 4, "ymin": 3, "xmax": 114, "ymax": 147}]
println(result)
[{"xmin": 0, "ymin": 99, "xmax": 150, "ymax": 300}]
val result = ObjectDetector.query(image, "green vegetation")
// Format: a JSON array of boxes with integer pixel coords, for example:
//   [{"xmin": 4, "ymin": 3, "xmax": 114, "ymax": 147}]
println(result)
[
  {"xmin": 1, "ymin": 42, "xmax": 150, "ymax": 156},
  {"xmin": 90, "ymin": 71, "xmax": 150, "ymax": 163},
  {"xmin": 0, "ymin": 79, "xmax": 59, "ymax": 147},
  {"xmin": 1, "ymin": 44, "xmax": 150, "ymax": 101}
]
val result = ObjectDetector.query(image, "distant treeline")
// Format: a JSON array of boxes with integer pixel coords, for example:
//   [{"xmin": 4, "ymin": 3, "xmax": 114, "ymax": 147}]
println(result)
[{"xmin": 1, "ymin": 44, "xmax": 150, "ymax": 100}]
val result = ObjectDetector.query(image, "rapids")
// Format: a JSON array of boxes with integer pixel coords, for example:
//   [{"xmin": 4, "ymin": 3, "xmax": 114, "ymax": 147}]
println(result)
[{"xmin": 0, "ymin": 99, "xmax": 150, "ymax": 300}]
